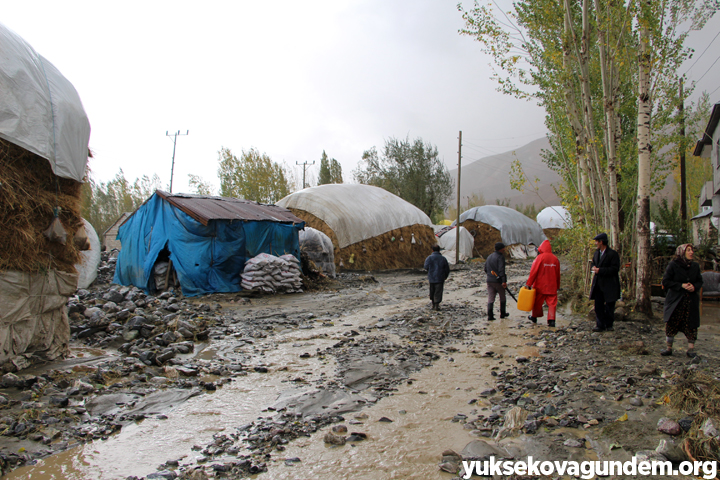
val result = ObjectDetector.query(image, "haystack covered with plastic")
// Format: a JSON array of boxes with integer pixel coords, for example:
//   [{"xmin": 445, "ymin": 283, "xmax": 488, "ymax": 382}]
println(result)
[
  {"xmin": 536, "ymin": 206, "xmax": 571, "ymax": 240},
  {"xmin": 299, "ymin": 227, "xmax": 336, "ymax": 277},
  {"xmin": 434, "ymin": 225, "xmax": 474, "ymax": 264},
  {"xmin": 0, "ymin": 22, "xmax": 91, "ymax": 370},
  {"xmin": 455, "ymin": 205, "xmax": 546, "ymax": 258},
  {"xmin": 277, "ymin": 184, "xmax": 435, "ymax": 270}
]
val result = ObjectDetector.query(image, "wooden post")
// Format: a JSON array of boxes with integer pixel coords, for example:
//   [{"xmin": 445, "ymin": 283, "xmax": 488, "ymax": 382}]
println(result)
[{"xmin": 456, "ymin": 131, "xmax": 462, "ymax": 264}]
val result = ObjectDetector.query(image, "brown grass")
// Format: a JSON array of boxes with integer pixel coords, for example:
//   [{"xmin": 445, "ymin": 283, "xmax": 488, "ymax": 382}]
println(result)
[
  {"xmin": 543, "ymin": 228, "xmax": 563, "ymax": 240},
  {"xmin": 0, "ymin": 139, "xmax": 83, "ymax": 273},
  {"xmin": 289, "ymin": 208, "xmax": 436, "ymax": 270},
  {"xmin": 459, "ymin": 219, "xmax": 502, "ymax": 258}
]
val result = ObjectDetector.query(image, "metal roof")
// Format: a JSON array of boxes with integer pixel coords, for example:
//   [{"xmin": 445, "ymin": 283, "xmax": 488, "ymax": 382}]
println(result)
[{"xmin": 155, "ymin": 190, "xmax": 304, "ymax": 226}]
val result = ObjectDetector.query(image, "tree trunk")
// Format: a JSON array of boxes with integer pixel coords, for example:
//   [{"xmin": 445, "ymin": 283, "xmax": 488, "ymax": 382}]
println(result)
[{"xmin": 635, "ymin": 5, "xmax": 652, "ymax": 314}]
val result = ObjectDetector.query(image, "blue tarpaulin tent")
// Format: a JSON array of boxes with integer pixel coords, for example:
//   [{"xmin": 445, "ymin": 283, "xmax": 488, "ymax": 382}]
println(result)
[{"xmin": 113, "ymin": 190, "xmax": 305, "ymax": 296}]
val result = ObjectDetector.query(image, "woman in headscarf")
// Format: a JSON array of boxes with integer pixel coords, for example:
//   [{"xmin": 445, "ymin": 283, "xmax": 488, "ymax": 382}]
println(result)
[{"xmin": 660, "ymin": 244, "xmax": 703, "ymax": 357}]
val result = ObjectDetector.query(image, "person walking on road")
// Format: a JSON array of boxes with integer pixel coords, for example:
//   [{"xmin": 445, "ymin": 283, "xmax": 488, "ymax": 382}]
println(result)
[
  {"xmin": 589, "ymin": 232, "xmax": 621, "ymax": 332},
  {"xmin": 424, "ymin": 245, "xmax": 450, "ymax": 311},
  {"xmin": 485, "ymin": 242, "xmax": 509, "ymax": 320},
  {"xmin": 660, "ymin": 244, "xmax": 703, "ymax": 357},
  {"xmin": 526, "ymin": 240, "xmax": 560, "ymax": 328}
]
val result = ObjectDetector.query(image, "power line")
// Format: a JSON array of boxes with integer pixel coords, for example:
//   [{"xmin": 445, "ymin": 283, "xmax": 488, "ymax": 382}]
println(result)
[
  {"xmin": 693, "ymin": 51, "xmax": 720, "ymax": 84},
  {"xmin": 683, "ymin": 29, "xmax": 720, "ymax": 75}
]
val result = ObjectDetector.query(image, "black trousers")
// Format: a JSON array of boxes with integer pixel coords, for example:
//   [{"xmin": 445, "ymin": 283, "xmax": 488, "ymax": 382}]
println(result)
[
  {"xmin": 594, "ymin": 289, "xmax": 616, "ymax": 330},
  {"xmin": 429, "ymin": 282, "xmax": 444, "ymax": 304}
]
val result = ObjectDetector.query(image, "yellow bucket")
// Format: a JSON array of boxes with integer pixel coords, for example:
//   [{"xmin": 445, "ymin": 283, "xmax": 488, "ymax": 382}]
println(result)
[{"xmin": 517, "ymin": 286, "xmax": 536, "ymax": 312}]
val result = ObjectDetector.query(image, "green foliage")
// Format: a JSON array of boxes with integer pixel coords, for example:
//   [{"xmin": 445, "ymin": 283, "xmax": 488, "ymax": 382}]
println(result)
[
  {"xmin": 651, "ymin": 198, "xmax": 691, "ymax": 256},
  {"xmin": 354, "ymin": 137, "xmax": 453, "ymax": 218},
  {"xmin": 217, "ymin": 147, "xmax": 293, "ymax": 204},
  {"xmin": 188, "ymin": 174, "xmax": 214, "ymax": 196},
  {"xmin": 81, "ymin": 169, "xmax": 160, "ymax": 241},
  {"xmin": 318, "ymin": 151, "xmax": 343, "ymax": 185}
]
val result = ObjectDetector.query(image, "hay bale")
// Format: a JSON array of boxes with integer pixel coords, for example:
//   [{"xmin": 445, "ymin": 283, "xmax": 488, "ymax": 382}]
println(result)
[
  {"xmin": 289, "ymin": 208, "xmax": 435, "ymax": 270},
  {"xmin": 0, "ymin": 139, "xmax": 83, "ymax": 273},
  {"xmin": 543, "ymin": 228, "xmax": 563, "ymax": 240},
  {"xmin": 459, "ymin": 219, "xmax": 502, "ymax": 258}
]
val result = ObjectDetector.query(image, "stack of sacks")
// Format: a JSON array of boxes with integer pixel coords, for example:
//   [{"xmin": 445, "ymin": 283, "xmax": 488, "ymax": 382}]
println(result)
[{"xmin": 241, "ymin": 253, "xmax": 303, "ymax": 293}]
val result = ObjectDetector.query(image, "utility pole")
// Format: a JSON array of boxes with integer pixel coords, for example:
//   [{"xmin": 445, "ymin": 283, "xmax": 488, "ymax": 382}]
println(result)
[
  {"xmin": 456, "ymin": 131, "xmax": 462, "ymax": 265},
  {"xmin": 296, "ymin": 160, "xmax": 315, "ymax": 189},
  {"xmin": 679, "ymin": 79, "xmax": 687, "ymax": 226},
  {"xmin": 166, "ymin": 130, "xmax": 189, "ymax": 194}
]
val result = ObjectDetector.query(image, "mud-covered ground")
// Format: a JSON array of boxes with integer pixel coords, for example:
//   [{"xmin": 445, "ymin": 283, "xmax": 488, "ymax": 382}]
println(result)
[{"xmin": 2, "ymin": 255, "xmax": 720, "ymax": 479}]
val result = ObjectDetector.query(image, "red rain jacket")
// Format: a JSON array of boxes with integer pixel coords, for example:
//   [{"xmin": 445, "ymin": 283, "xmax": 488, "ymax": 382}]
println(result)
[{"xmin": 526, "ymin": 240, "xmax": 560, "ymax": 295}]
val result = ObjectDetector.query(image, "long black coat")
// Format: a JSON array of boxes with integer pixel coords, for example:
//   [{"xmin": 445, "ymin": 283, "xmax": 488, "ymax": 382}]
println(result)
[
  {"xmin": 589, "ymin": 247, "xmax": 621, "ymax": 303},
  {"xmin": 662, "ymin": 260, "xmax": 703, "ymax": 327}
]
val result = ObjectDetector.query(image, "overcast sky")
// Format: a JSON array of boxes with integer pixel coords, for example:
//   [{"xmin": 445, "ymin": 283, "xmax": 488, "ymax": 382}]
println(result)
[{"xmin": 3, "ymin": 1, "xmax": 719, "ymax": 194}]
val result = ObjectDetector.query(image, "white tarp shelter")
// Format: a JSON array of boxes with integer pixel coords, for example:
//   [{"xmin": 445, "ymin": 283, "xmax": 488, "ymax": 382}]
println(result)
[
  {"xmin": 0, "ymin": 22, "xmax": 90, "ymax": 182},
  {"xmin": 434, "ymin": 226, "xmax": 474, "ymax": 264},
  {"xmin": 277, "ymin": 184, "xmax": 433, "ymax": 248},
  {"xmin": 299, "ymin": 227, "xmax": 336, "ymax": 277},
  {"xmin": 456, "ymin": 205, "xmax": 546, "ymax": 247},
  {"xmin": 536, "ymin": 206, "xmax": 571, "ymax": 229}
]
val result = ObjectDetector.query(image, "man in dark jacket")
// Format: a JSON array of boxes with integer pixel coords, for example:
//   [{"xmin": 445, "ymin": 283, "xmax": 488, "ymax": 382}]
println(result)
[
  {"xmin": 589, "ymin": 232, "xmax": 621, "ymax": 332},
  {"xmin": 424, "ymin": 245, "xmax": 450, "ymax": 311},
  {"xmin": 484, "ymin": 242, "xmax": 509, "ymax": 320}
]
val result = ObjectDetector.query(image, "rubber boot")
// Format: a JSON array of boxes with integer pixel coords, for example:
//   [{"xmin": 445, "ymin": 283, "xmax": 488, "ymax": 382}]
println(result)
[
  {"xmin": 487, "ymin": 303, "xmax": 495, "ymax": 321},
  {"xmin": 660, "ymin": 341, "xmax": 673, "ymax": 356},
  {"xmin": 547, "ymin": 319, "xmax": 556, "ymax": 328},
  {"xmin": 528, "ymin": 316, "xmax": 537, "ymax": 324},
  {"xmin": 500, "ymin": 302, "xmax": 509, "ymax": 319}
]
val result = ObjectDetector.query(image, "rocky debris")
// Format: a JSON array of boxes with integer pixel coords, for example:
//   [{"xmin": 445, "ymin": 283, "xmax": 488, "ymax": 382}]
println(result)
[
  {"xmin": 657, "ymin": 418, "xmax": 681, "ymax": 435},
  {"xmin": 656, "ymin": 438, "xmax": 687, "ymax": 462}
]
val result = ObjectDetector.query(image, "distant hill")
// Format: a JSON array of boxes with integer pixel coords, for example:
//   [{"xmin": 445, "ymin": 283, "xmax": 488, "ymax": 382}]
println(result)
[{"xmin": 448, "ymin": 137, "xmax": 561, "ymax": 210}]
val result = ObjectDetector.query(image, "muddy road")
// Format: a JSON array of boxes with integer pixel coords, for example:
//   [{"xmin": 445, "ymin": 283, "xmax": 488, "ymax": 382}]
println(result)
[{"xmin": 3, "ymin": 260, "xmax": 720, "ymax": 479}]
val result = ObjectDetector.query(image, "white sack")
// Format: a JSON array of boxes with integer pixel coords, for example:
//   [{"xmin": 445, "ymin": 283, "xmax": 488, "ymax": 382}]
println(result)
[
  {"xmin": 74, "ymin": 219, "xmax": 100, "ymax": 289},
  {"xmin": 536, "ymin": 206, "xmax": 571, "ymax": 229}
]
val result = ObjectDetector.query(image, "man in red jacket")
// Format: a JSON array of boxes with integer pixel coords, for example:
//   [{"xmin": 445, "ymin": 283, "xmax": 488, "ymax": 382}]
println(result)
[{"xmin": 525, "ymin": 240, "xmax": 560, "ymax": 327}]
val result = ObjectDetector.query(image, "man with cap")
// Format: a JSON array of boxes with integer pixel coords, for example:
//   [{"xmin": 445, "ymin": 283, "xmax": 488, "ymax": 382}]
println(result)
[
  {"xmin": 485, "ymin": 242, "xmax": 509, "ymax": 320},
  {"xmin": 424, "ymin": 244, "xmax": 450, "ymax": 311},
  {"xmin": 589, "ymin": 233, "xmax": 621, "ymax": 332}
]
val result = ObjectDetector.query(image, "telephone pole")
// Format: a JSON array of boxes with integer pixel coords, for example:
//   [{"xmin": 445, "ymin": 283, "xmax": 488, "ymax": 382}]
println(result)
[
  {"xmin": 166, "ymin": 130, "xmax": 189, "ymax": 193},
  {"xmin": 296, "ymin": 160, "xmax": 315, "ymax": 189},
  {"xmin": 456, "ymin": 131, "xmax": 462, "ymax": 265},
  {"xmin": 679, "ymin": 79, "xmax": 687, "ymax": 226}
]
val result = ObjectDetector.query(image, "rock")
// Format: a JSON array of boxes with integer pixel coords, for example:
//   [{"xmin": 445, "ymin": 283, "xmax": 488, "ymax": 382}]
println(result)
[
  {"xmin": 543, "ymin": 405, "xmax": 558, "ymax": 416},
  {"xmin": 156, "ymin": 349, "xmax": 176, "ymax": 364},
  {"xmin": 630, "ymin": 397, "xmax": 644, "ymax": 407},
  {"xmin": 639, "ymin": 363, "xmax": 658, "ymax": 376},
  {"xmin": 678, "ymin": 417, "xmax": 694, "ymax": 432},
  {"xmin": 1, "ymin": 373, "xmax": 25, "ymax": 388},
  {"xmin": 439, "ymin": 462, "xmax": 459, "ymax": 474},
  {"xmin": 656, "ymin": 438, "xmax": 687, "ymax": 462},
  {"xmin": 545, "ymin": 418, "xmax": 558, "ymax": 427},
  {"xmin": 515, "ymin": 356, "xmax": 528, "ymax": 363},
  {"xmin": 103, "ymin": 290, "xmax": 125, "ymax": 304},
  {"xmin": 460, "ymin": 440, "xmax": 509, "ymax": 460},
  {"xmin": 146, "ymin": 471, "xmax": 177, "ymax": 480},
  {"xmin": 614, "ymin": 307, "xmax": 626, "ymax": 322},
  {"xmin": 346, "ymin": 434, "xmax": 366, "ymax": 442},
  {"xmin": 332, "ymin": 425, "xmax": 348, "ymax": 434},
  {"xmin": 83, "ymin": 307, "xmax": 103, "ymax": 318},
  {"xmin": 378, "ymin": 417, "xmax": 393, "ymax": 423},
  {"xmin": 564, "ymin": 438, "xmax": 584, "ymax": 448},
  {"xmin": 636, "ymin": 450, "xmax": 668, "ymax": 463},
  {"xmin": 479, "ymin": 388, "xmax": 496, "ymax": 397},
  {"xmin": 123, "ymin": 329, "xmax": 139, "ymax": 342},
  {"xmin": 323, "ymin": 432, "xmax": 346, "ymax": 445},
  {"xmin": 254, "ymin": 366, "xmax": 269, "ymax": 373},
  {"xmin": 523, "ymin": 420, "xmax": 539, "ymax": 434},
  {"xmin": 657, "ymin": 418, "xmax": 681, "ymax": 436},
  {"xmin": 702, "ymin": 418, "xmax": 720, "ymax": 438},
  {"xmin": 50, "ymin": 396, "xmax": 69, "ymax": 407}
]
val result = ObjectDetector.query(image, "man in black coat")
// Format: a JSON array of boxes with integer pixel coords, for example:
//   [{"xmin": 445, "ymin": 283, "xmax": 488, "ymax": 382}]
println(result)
[
  {"xmin": 589, "ymin": 232, "xmax": 621, "ymax": 332},
  {"xmin": 424, "ymin": 245, "xmax": 450, "ymax": 311}
]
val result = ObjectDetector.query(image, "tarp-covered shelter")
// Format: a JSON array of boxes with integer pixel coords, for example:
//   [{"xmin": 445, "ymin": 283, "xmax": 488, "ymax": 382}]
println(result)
[
  {"xmin": 0, "ymin": 22, "xmax": 91, "ymax": 370},
  {"xmin": 536, "ymin": 206, "xmax": 571, "ymax": 240},
  {"xmin": 299, "ymin": 227, "xmax": 336, "ymax": 277},
  {"xmin": 455, "ymin": 205, "xmax": 546, "ymax": 258},
  {"xmin": 277, "ymin": 184, "xmax": 435, "ymax": 270},
  {"xmin": 434, "ymin": 225, "xmax": 474, "ymax": 264},
  {"xmin": 114, "ymin": 191, "xmax": 305, "ymax": 297}
]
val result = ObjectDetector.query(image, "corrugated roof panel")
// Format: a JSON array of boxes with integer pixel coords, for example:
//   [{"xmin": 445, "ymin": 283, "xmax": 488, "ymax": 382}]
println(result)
[{"xmin": 155, "ymin": 190, "xmax": 303, "ymax": 226}]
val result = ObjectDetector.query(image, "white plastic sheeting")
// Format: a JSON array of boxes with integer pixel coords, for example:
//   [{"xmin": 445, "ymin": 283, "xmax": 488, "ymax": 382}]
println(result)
[
  {"xmin": 434, "ymin": 226, "xmax": 474, "ymax": 264},
  {"xmin": 0, "ymin": 269, "xmax": 75, "ymax": 369},
  {"xmin": 74, "ymin": 219, "xmax": 101, "ymax": 289},
  {"xmin": 0, "ymin": 22, "xmax": 90, "ymax": 182},
  {"xmin": 536, "ymin": 206, "xmax": 571, "ymax": 229},
  {"xmin": 277, "ymin": 184, "xmax": 433, "ymax": 248},
  {"xmin": 299, "ymin": 227, "xmax": 336, "ymax": 277},
  {"xmin": 456, "ymin": 205, "xmax": 546, "ymax": 247}
]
